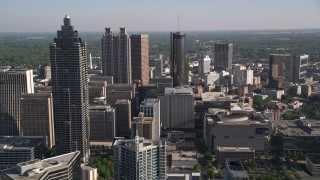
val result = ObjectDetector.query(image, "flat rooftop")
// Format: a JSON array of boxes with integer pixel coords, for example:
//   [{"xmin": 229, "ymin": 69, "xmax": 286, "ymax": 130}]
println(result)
[
  {"xmin": 206, "ymin": 112, "xmax": 269, "ymax": 126},
  {"xmin": 2, "ymin": 151, "xmax": 80, "ymax": 179},
  {"xmin": 201, "ymin": 92, "xmax": 234, "ymax": 101},
  {"xmin": 226, "ymin": 160, "xmax": 249, "ymax": 179},
  {"xmin": 217, "ymin": 146, "xmax": 255, "ymax": 153},
  {"xmin": 273, "ymin": 119, "xmax": 320, "ymax": 136},
  {"xmin": 0, "ymin": 136, "xmax": 44, "ymax": 151}
]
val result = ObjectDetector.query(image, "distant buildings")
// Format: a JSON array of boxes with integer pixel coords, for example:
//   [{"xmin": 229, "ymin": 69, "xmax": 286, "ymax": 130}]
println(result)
[
  {"xmin": 113, "ymin": 135, "xmax": 166, "ymax": 180},
  {"xmin": 38, "ymin": 63, "xmax": 51, "ymax": 80},
  {"xmin": 1, "ymin": 151, "xmax": 81, "ymax": 180},
  {"xmin": 170, "ymin": 32, "xmax": 188, "ymax": 87},
  {"xmin": 20, "ymin": 92, "xmax": 55, "ymax": 148},
  {"xmin": 50, "ymin": 15, "xmax": 90, "ymax": 161},
  {"xmin": 0, "ymin": 136, "xmax": 46, "ymax": 169},
  {"xmin": 233, "ymin": 64, "xmax": 253, "ymax": 87},
  {"xmin": 102, "ymin": 27, "xmax": 131, "ymax": 84},
  {"xmin": 198, "ymin": 55, "xmax": 211, "ymax": 75},
  {"xmin": 0, "ymin": 69, "xmax": 34, "ymax": 136},
  {"xmin": 154, "ymin": 55, "xmax": 164, "ymax": 78},
  {"xmin": 269, "ymin": 54, "xmax": 308, "ymax": 89},
  {"xmin": 214, "ymin": 43, "xmax": 233, "ymax": 71},
  {"xmin": 131, "ymin": 34, "xmax": 149, "ymax": 85}
]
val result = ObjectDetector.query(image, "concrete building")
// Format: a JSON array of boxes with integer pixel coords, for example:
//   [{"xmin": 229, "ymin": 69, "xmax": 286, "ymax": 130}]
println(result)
[
  {"xmin": 214, "ymin": 43, "xmax": 233, "ymax": 71},
  {"xmin": 113, "ymin": 135, "xmax": 166, "ymax": 180},
  {"xmin": 131, "ymin": 112, "xmax": 154, "ymax": 140},
  {"xmin": 154, "ymin": 55, "xmax": 164, "ymax": 78},
  {"xmin": 233, "ymin": 65, "xmax": 253, "ymax": 87},
  {"xmin": 0, "ymin": 69, "xmax": 34, "ymax": 136},
  {"xmin": 170, "ymin": 32, "xmax": 188, "ymax": 87},
  {"xmin": 81, "ymin": 164, "xmax": 98, "ymax": 180},
  {"xmin": 131, "ymin": 34, "xmax": 149, "ymax": 85},
  {"xmin": 160, "ymin": 87, "xmax": 195, "ymax": 130},
  {"xmin": 20, "ymin": 93, "xmax": 55, "ymax": 148},
  {"xmin": 167, "ymin": 172, "xmax": 200, "ymax": 180},
  {"xmin": 102, "ymin": 27, "xmax": 131, "ymax": 84},
  {"xmin": 38, "ymin": 63, "xmax": 51, "ymax": 80},
  {"xmin": 140, "ymin": 98, "xmax": 161, "ymax": 141},
  {"xmin": 170, "ymin": 151, "xmax": 198, "ymax": 170},
  {"xmin": 115, "ymin": 99, "xmax": 131, "ymax": 138},
  {"xmin": 1, "ymin": 151, "xmax": 81, "ymax": 180},
  {"xmin": 204, "ymin": 112, "xmax": 271, "ymax": 151},
  {"xmin": 50, "ymin": 16, "xmax": 90, "ymax": 161},
  {"xmin": 261, "ymin": 89, "xmax": 285, "ymax": 100},
  {"xmin": 204, "ymin": 71, "xmax": 220, "ymax": 86},
  {"xmin": 149, "ymin": 77, "xmax": 173, "ymax": 95},
  {"xmin": 301, "ymin": 84, "xmax": 312, "ymax": 98},
  {"xmin": 88, "ymin": 76, "xmax": 109, "ymax": 105},
  {"xmin": 292, "ymin": 54, "xmax": 308, "ymax": 83},
  {"xmin": 89, "ymin": 105, "xmax": 115, "ymax": 141},
  {"xmin": 216, "ymin": 147, "xmax": 255, "ymax": 164},
  {"xmin": 224, "ymin": 160, "xmax": 249, "ymax": 180},
  {"xmin": 198, "ymin": 55, "xmax": 211, "ymax": 75},
  {"xmin": 306, "ymin": 154, "xmax": 320, "ymax": 177},
  {"xmin": 106, "ymin": 84, "xmax": 135, "ymax": 105},
  {"xmin": 0, "ymin": 136, "xmax": 46, "ymax": 169}
]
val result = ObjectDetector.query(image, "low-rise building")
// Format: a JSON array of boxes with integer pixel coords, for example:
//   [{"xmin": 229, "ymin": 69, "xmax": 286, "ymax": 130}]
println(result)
[
  {"xmin": 81, "ymin": 164, "xmax": 98, "ymax": 180},
  {"xmin": 306, "ymin": 153, "xmax": 320, "ymax": 177},
  {"xmin": 216, "ymin": 147, "xmax": 255, "ymax": 164},
  {"xmin": 224, "ymin": 160, "xmax": 249, "ymax": 180},
  {"xmin": 1, "ymin": 151, "xmax": 81, "ymax": 180}
]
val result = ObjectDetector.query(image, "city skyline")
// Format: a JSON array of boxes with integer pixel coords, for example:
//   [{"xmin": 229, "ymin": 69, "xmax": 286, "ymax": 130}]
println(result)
[{"xmin": 0, "ymin": 0, "xmax": 320, "ymax": 32}]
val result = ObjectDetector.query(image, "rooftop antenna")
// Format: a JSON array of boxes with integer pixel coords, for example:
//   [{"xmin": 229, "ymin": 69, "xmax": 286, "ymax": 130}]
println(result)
[{"xmin": 177, "ymin": 14, "xmax": 180, "ymax": 32}]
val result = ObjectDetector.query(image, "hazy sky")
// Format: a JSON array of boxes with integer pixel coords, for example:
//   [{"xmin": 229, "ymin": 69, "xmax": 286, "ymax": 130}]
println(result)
[{"xmin": 0, "ymin": 0, "xmax": 319, "ymax": 32}]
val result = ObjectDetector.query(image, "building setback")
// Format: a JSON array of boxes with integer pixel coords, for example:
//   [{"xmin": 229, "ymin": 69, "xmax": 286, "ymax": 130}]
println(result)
[
  {"xmin": 131, "ymin": 34, "xmax": 149, "ymax": 85},
  {"xmin": 170, "ymin": 32, "xmax": 188, "ymax": 87},
  {"xmin": 102, "ymin": 27, "xmax": 131, "ymax": 84},
  {"xmin": 20, "ymin": 92, "xmax": 55, "ymax": 148},
  {"xmin": 50, "ymin": 15, "xmax": 90, "ymax": 161},
  {"xmin": 0, "ymin": 69, "xmax": 34, "ymax": 136}
]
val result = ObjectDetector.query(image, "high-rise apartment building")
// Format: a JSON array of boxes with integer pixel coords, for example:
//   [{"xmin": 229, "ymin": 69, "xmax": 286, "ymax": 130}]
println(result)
[
  {"xmin": 170, "ymin": 32, "xmax": 188, "ymax": 87},
  {"xmin": 115, "ymin": 99, "xmax": 131, "ymax": 138},
  {"xmin": 198, "ymin": 55, "xmax": 211, "ymax": 75},
  {"xmin": 20, "ymin": 92, "xmax": 55, "ymax": 147},
  {"xmin": 214, "ymin": 43, "xmax": 233, "ymax": 71},
  {"xmin": 50, "ymin": 15, "xmax": 90, "ymax": 161},
  {"xmin": 140, "ymin": 98, "xmax": 160, "ymax": 141},
  {"xmin": 102, "ymin": 27, "xmax": 131, "ymax": 84},
  {"xmin": 131, "ymin": 34, "xmax": 149, "ymax": 85},
  {"xmin": 89, "ymin": 105, "xmax": 115, "ymax": 141},
  {"xmin": 113, "ymin": 135, "xmax": 167, "ymax": 180},
  {"xmin": 0, "ymin": 69, "xmax": 34, "ymax": 136}
]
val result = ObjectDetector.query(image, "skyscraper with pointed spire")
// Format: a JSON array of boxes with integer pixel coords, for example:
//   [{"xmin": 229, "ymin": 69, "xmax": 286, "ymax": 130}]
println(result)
[{"xmin": 50, "ymin": 15, "xmax": 90, "ymax": 162}]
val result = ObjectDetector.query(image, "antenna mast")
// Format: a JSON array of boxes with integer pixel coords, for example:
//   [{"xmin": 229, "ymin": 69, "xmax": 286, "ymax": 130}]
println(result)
[{"xmin": 178, "ymin": 15, "xmax": 180, "ymax": 32}]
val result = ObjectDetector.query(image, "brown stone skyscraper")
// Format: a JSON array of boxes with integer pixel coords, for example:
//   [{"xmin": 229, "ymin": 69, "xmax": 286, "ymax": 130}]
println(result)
[
  {"xmin": 214, "ymin": 43, "xmax": 233, "ymax": 71},
  {"xmin": 102, "ymin": 27, "xmax": 131, "ymax": 84},
  {"xmin": 50, "ymin": 15, "xmax": 90, "ymax": 162},
  {"xmin": 131, "ymin": 34, "xmax": 149, "ymax": 85}
]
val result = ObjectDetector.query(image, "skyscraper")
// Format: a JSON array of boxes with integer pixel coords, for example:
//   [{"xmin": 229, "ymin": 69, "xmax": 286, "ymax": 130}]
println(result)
[
  {"xmin": 269, "ymin": 54, "xmax": 293, "ymax": 89},
  {"xmin": 50, "ymin": 15, "xmax": 90, "ymax": 161},
  {"xmin": 131, "ymin": 34, "xmax": 149, "ymax": 85},
  {"xmin": 102, "ymin": 27, "xmax": 131, "ymax": 84},
  {"xmin": 214, "ymin": 43, "xmax": 233, "ymax": 71},
  {"xmin": 0, "ymin": 69, "xmax": 34, "ymax": 136},
  {"xmin": 170, "ymin": 32, "xmax": 188, "ymax": 87},
  {"xmin": 113, "ymin": 135, "xmax": 167, "ymax": 180},
  {"xmin": 198, "ymin": 55, "xmax": 211, "ymax": 75},
  {"xmin": 20, "ymin": 92, "xmax": 55, "ymax": 148},
  {"xmin": 115, "ymin": 99, "xmax": 131, "ymax": 138}
]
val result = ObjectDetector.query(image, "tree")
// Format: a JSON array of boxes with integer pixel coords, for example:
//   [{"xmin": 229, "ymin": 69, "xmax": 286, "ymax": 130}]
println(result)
[
  {"xmin": 194, "ymin": 164, "xmax": 201, "ymax": 172},
  {"xmin": 105, "ymin": 167, "xmax": 111, "ymax": 179},
  {"xmin": 204, "ymin": 152, "xmax": 212, "ymax": 161},
  {"xmin": 207, "ymin": 168, "xmax": 214, "ymax": 179}
]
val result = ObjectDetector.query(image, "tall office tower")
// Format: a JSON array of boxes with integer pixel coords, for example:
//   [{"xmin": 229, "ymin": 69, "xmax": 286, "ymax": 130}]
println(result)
[
  {"xmin": 0, "ymin": 69, "xmax": 34, "ymax": 136},
  {"xmin": 101, "ymin": 27, "xmax": 131, "ymax": 84},
  {"xmin": 269, "ymin": 54, "xmax": 293, "ymax": 89},
  {"xmin": 292, "ymin": 54, "xmax": 308, "ymax": 83},
  {"xmin": 233, "ymin": 65, "xmax": 253, "ymax": 87},
  {"xmin": 140, "ymin": 98, "xmax": 160, "ymax": 141},
  {"xmin": 38, "ymin": 63, "xmax": 51, "ymax": 80},
  {"xmin": 20, "ymin": 92, "xmax": 55, "ymax": 148},
  {"xmin": 214, "ymin": 43, "xmax": 233, "ymax": 71},
  {"xmin": 131, "ymin": 34, "xmax": 149, "ymax": 85},
  {"xmin": 198, "ymin": 55, "xmax": 211, "ymax": 75},
  {"xmin": 89, "ymin": 105, "xmax": 115, "ymax": 141},
  {"xmin": 170, "ymin": 32, "xmax": 188, "ymax": 87},
  {"xmin": 160, "ymin": 87, "xmax": 194, "ymax": 130},
  {"xmin": 50, "ymin": 15, "xmax": 90, "ymax": 161},
  {"xmin": 113, "ymin": 135, "xmax": 167, "ymax": 180},
  {"xmin": 131, "ymin": 112, "xmax": 155, "ymax": 140},
  {"xmin": 154, "ymin": 54, "xmax": 164, "ymax": 78},
  {"xmin": 115, "ymin": 99, "xmax": 131, "ymax": 138}
]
